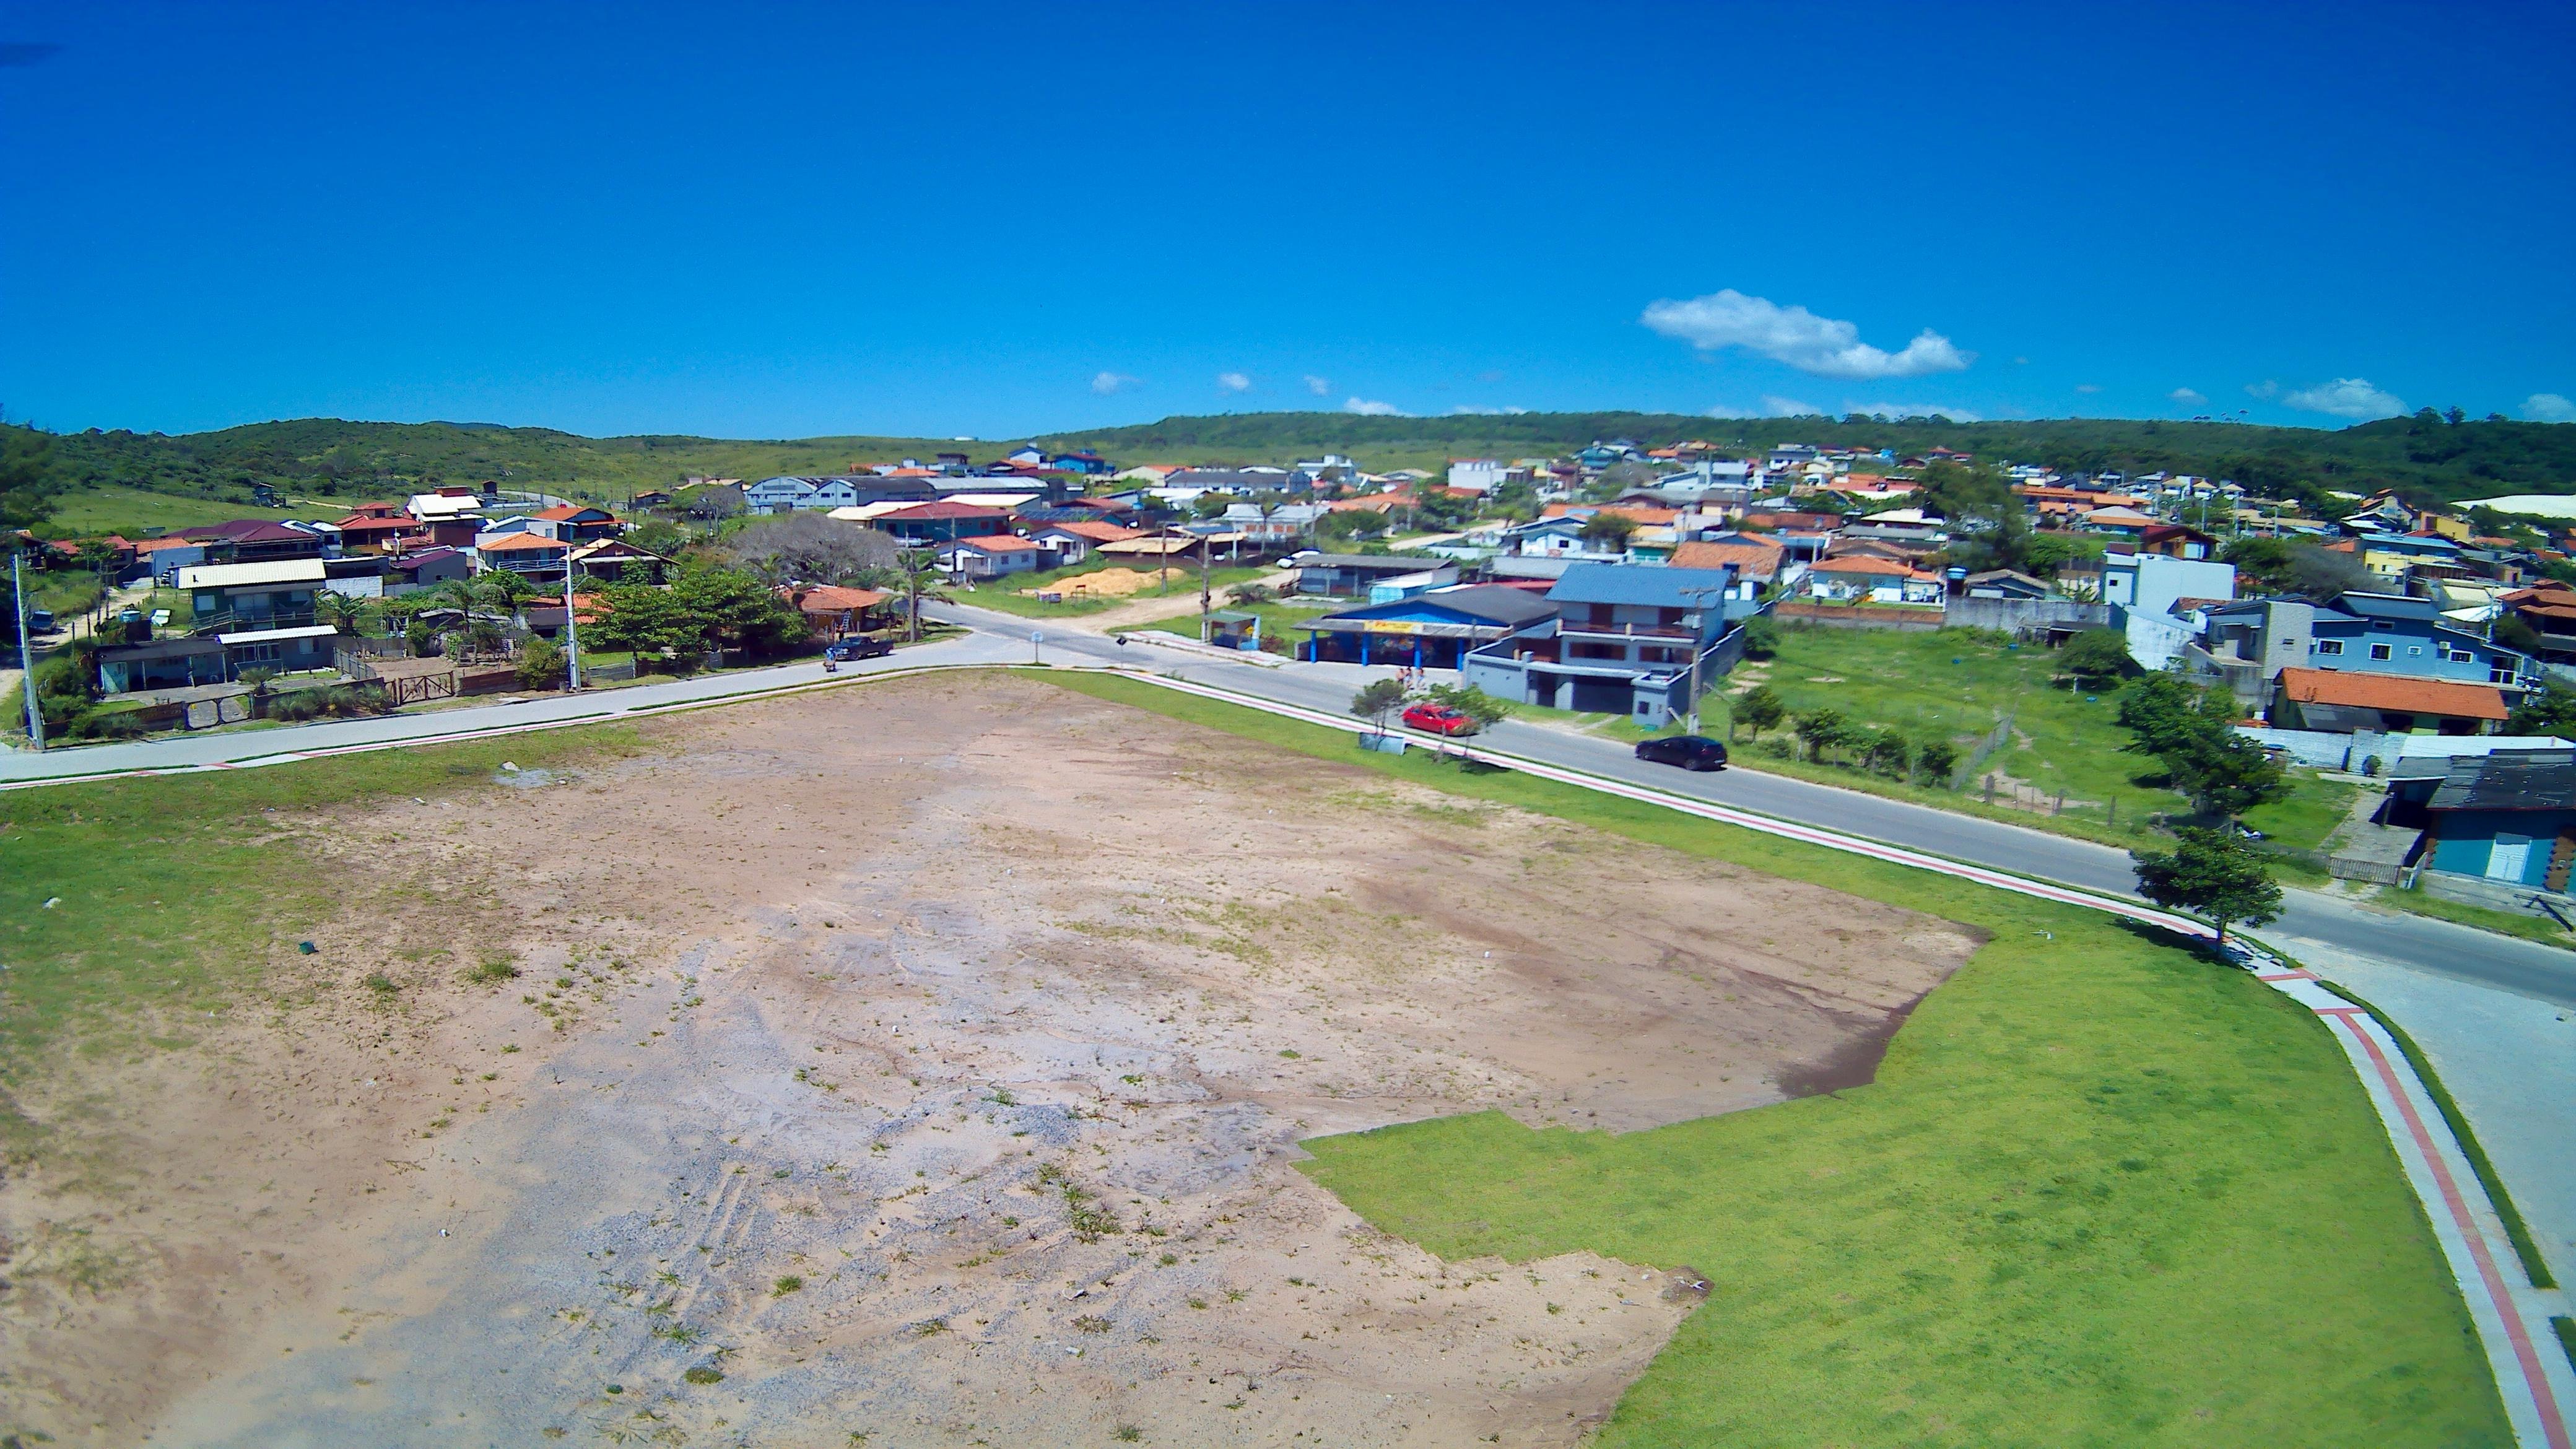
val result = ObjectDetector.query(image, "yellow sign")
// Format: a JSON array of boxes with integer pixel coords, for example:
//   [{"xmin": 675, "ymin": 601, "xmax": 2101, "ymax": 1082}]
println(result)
[{"xmin": 1361, "ymin": 620, "xmax": 1419, "ymax": 635}]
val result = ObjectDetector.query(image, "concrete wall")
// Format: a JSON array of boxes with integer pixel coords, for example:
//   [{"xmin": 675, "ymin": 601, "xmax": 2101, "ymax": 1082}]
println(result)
[
  {"xmin": 1773, "ymin": 602, "xmax": 1946, "ymax": 632},
  {"xmin": 1945, "ymin": 596, "xmax": 2109, "ymax": 636}
]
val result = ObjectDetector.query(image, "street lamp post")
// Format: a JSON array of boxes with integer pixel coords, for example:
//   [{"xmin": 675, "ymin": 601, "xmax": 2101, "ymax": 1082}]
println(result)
[{"xmin": 12, "ymin": 552, "xmax": 43, "ymax": 751}]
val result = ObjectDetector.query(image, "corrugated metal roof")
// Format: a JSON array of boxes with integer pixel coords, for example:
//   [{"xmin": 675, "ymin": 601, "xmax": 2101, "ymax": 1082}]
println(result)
[
  {"xmin": 1546, "ymin": 563, "xmax": 1736, "ymax": 607},
  {"xmin": 176, "ymin": 559, "xmax": 328, "ymax": 589},
  {"xmin": 2428, "ymin": 751, "xmax": 2576, "ymax": 811}
]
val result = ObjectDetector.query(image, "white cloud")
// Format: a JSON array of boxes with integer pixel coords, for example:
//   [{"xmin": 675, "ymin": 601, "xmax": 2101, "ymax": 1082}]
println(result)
[
  {"xmin": 2075, "ymin": 383, "xmax": 2102, "ymax": 394},
  {"xmin": 1216, "ymin": 372, "xmax": 1251, "ymax": 393},
  {"xmin": 1344, "ymin": 397, "xmax": 1407, "ymax": 417},
  {"xmin": 1303, "ymin": 375, "xmax": 1332, "ymax": 396},
  {"xmin": 2170, "ymin": 387, "xmax": 2208, "ymax": 406},
  {"xmin": 1090, "ymin": 371, "xmax": 1139, "ymax": 396},
  {"xmin": 1448, "ymin": 404, "xmax": 1529, "ymax": 416},
  {"xmin": 2525, "ymin": 393, "xmax": 2576, "ymax": 423},
  {"xmin": 1707, "ymin": 396, "xmax": 1820, "ymax": 419},
  {"xmin": 2282, "ymin": 376, "xmax": 2405, "ymax": 420},
  {"xmin": 1848, "ymin": 401, "xmax": 1984, "ymax": 422},
  {"xmin": 2245, "ymin": 379, "xmax": 2280, "ymax": 399},
  {"xmin": 1642, "ymin": 289, "xmax": 1972, "ymax": 379}
]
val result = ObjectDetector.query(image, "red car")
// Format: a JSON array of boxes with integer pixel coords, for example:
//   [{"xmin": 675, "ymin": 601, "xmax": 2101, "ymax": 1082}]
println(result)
[{"xmin": 1401, "ymin": 702, "xmax": 1478, "ymax": 737}]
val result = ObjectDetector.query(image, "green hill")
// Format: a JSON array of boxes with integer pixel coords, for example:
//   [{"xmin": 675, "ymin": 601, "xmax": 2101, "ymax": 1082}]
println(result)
[{"xmin": 7, "ymin": 408, "xmax": 2572, "ymax": 537}]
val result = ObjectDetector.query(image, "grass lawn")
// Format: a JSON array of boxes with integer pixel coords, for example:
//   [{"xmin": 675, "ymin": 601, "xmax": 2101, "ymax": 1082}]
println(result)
[
  {"xmin": 951, "ymin": 560, "xmax": 1273, "ymax": 619},
  {"xmin": 1707, "ymin": 627, "xmax": 2359, "ymax": 851},
  {"xmin": 0, "ymin": 725, "xmax": 646, "ymax": 1128},
  {"xmin": 40, "ymin": 484, "xmax": 341, "ymax": 538},
  {"xmin": 2380, "ymin": 886, "xmax": 2576, "ymax": 947},
  {"xmin": 1037, "ymin": 669, "xmax": 2512, "ymax": 1449}
]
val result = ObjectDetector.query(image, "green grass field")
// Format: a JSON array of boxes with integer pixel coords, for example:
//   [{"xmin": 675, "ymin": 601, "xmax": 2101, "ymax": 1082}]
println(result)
[
  {"xmin": 40, "ymin": 483, "xmax": 341, "ymax": 538},
  {"xmin": 1037, "ymin": 669, "xmax": 2512, "ymax": 1449},
  {"xmin": 0, "ymin": 726, "xmax": 646, "ymax": 1138},
  {"xmin": 1720, "ymin": 625, "xmax": 2359, "ymax": 850}
]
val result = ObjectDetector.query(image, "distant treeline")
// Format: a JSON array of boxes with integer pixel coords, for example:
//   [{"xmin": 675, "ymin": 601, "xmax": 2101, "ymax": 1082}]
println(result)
[{"xmin": 6, "ymin": 407, "xmax": 2573, "ymax": 534}]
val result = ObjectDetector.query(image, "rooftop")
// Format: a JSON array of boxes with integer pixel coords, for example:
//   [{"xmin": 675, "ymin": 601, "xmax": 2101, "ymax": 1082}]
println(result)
[
  {"xmin": 2427, "ymin": 751, "xmax": 2576, "ymax": 812},
  {"xmin": 1546, "ymin": 562, "xmax": 1738, "ymax": 608},
  {"xmin": 2277, "ymin": 666, "xmax": 2510, "ymax": 721}
]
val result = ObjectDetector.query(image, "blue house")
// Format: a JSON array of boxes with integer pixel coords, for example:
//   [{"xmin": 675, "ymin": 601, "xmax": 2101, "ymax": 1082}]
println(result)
[
  {"xmin": 2403, "ymin": 751, "xmax": 2576, "ymax": 893},
  {"xmin": 2201, "ymin": 591, "xmax": 2535, "ymax": 695},
  {"xmin": 1461, "ymin": 562, "xmax": 1759, "ymax": 723},
  {"xmin": 1294, "ymin": 585, "xmax": 1557, "ymax": 668}
]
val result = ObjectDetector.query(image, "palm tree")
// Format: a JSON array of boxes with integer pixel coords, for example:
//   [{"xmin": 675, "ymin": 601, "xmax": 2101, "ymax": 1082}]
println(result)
[{"xmin": 893, "ymin": 550, "xmax": 948, "ymax": 643}]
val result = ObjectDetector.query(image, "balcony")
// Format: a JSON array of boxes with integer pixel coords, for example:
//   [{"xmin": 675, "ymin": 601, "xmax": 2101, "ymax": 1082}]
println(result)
[{"xmin": 1558, "ymin": 619, "xmax": 1697, "ymax": 643}]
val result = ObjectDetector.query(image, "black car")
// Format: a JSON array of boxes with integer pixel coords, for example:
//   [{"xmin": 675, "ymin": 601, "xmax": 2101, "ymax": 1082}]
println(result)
[
  {"xmin": 825, "ymin": 635, "xmax": 893, "ymax": 661},
  {"xmin": 1635, "ymin": 734, "xmax": 1728, "ymax": 771}
]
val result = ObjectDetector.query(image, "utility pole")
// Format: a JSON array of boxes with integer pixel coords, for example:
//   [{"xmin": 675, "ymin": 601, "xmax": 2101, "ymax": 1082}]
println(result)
[
  {"xmin": 12, "ymin": 552, "xmax": 43, "ymax": 751},
  {"xmin": 560, "ymin": 552, "xmax": 583, "ymax": 690},
  {"xmin": 1681, "ymin": 582, "xmax": 1736, "ymax": 736},
  {"xmin": 1198, "ymin": 539, "xmax": 1212, "ymax": 642}
]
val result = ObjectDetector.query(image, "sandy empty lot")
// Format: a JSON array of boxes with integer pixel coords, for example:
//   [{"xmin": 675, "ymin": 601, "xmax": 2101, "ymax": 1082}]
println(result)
[{"xmin": 0, "ymin": 673, "xmax": 1978, "ymax": 1447}]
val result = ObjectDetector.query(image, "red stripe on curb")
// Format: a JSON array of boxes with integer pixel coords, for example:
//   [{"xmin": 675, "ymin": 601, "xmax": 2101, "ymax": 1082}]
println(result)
[{"xmin": 2330, "ymin": 1012, "xmax": 2570, "ymax": 1448}]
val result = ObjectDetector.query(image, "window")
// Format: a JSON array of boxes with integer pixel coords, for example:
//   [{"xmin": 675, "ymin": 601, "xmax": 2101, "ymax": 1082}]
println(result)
[
  {"xmin": 2406, "ymin": 646, "xmax": 2422, "ymax": 656},
  {"xmin": 2315, "ymin": 640, "xmax": 2344, "ymax": 656},
  {"xmin": 2368, "ymin": 643, "xmax": 2393, "ymax": 661}
]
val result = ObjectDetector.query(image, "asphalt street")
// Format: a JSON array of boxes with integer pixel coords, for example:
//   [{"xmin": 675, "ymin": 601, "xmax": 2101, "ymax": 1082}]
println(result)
[
  {"xmin": 949, "ymin": 603, "xmax": 2576, "ymax": 1011},
  {"xmin": 9, "ymin": 601, "xmax": 2574, "ymax": 1013}
]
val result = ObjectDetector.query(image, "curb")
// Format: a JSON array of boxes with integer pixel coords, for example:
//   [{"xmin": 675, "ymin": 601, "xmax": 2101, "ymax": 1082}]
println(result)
[{"xmin": 2226, "ymin": 944, "xmax": 2574, "ymax": 1448}]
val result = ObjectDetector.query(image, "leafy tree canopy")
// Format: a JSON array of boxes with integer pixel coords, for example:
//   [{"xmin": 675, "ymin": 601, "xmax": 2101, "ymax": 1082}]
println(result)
[{"xmin": 2132, "ymin": 827, "xmax": 2284, "ymax": 943}]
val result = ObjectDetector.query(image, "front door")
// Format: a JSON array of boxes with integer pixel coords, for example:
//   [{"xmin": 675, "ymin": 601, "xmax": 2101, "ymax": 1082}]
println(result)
[{"xmin": 2487, "ymin": 834, "xmax": 2535, "ymax": 883}]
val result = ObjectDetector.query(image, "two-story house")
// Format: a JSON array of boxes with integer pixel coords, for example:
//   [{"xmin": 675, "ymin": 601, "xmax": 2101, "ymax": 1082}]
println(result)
[
  {"xmin": 2194, "ymin": 590, "xmax": 2536, "ymax": 715},
  {"xmin": 1461, "ymin": 563, "xmax": 1757, "ymax": 724}
]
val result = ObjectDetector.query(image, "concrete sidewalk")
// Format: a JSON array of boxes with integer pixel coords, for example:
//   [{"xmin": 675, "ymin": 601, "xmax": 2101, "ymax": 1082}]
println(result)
[{"xmin": 2237, "ymin": 952, "xmax": 2574, "ymax": 1448}]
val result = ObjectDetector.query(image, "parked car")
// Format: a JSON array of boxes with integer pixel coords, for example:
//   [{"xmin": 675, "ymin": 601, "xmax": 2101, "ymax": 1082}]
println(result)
[
  {"xmin": 825, "ymin": 635, "xmax": 893, "ymax": 661},
  {"xmin": 25, "ymin": 608, "xmax": 56, "ymax": 633},
  {"xmin": 1635, "ymin": 734, "xmax": 1728, "ymax": 771},
  {"xmin": 1400, "ymin": 702, "xmax": 1478, "ymax": 737}
]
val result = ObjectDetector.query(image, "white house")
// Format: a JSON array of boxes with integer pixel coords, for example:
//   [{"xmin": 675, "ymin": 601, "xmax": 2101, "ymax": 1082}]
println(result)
[{"xmin": 939, "ymin": 534, "xmax": 1042, "ymax": 580}]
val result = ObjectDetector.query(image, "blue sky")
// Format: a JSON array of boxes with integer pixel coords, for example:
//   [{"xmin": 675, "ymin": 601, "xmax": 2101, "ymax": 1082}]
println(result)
[{"xmin": 2, "ymin": 1, "xmax": 2571, "ymax": 440}]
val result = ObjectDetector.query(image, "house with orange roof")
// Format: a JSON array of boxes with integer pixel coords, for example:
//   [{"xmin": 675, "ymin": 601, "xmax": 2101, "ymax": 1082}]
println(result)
[
  {"xmin": 2271, "ymin": 666, "xmax": 2510, "ymax": 735},
  {"xmin": 1024, "ymin": 519, "xmax": 1142, "ymax": 567},
  {"xmin": 528, "ymin": 503, "xmax": 623, "ymax": 542},
  {"xmin": 1670, "ymin": 537, "xmax": 1786, "ymax": 587},
  {"xmin": 1808, "ymin": 554, "xmax": 1943, "ymax": 604},
  {"xmin": 474, "ymin": 531, "xmax": 572, "ymax": 578}
]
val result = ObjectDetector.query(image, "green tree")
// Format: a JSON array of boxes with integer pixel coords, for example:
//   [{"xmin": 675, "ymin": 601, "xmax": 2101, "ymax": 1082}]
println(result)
[
  {"xmin": 2163, "ymin": 731, "xmax": 2289, "ymax": 819},
  {"xmin": 1578, "ymin": 512, "xmax": 1638, "ymax": 550},
  {"xmin": 1425, "ymin": 681, "xmax": 1513, "ymax": 728},
  {"xmin": 1865, "ymin": 728, "xmax": 1912, "ymax": 778},
  {"xmin": 1915, "ymin": 736, "xmax": 1960, "ymax": 785},
  {"xmin": 1350, "ymin": 677, "xmax": 1408, "ymax": 734},
  {"xmin": 1733, "ymin": 684, "xmax": 1784, "ymax": 740},
  {"xmin": 1738, "ymin": 615, "xmax": 1779, "ymax": 660},
  {"xmin": 0, "ymin": 424, "xmax": 58, "ymax": 531},
  {"xmin": 2131, "ymin": 827, "xmax": 2283, "ymax": 945},
  {"xmin": 2507, "ymin": 680, "xmax": 2576, "ymax": 737},
  {"xmin": 2055, "ymin": 627, "xmax": 2136, "ymax": 689},
  {"xmin": 1794, "ymin": 707, "xmax": 1850, "ymax": 762},
  {"xmin": 890, "ymin": 551, "xmax": 947, "ymax": 643}
]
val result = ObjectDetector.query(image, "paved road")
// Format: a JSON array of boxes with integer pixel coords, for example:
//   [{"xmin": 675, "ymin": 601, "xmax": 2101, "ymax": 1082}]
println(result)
[
  {"xmin": 9, "ymin": 599, "xmax": 2574, "ymax": 1012},
  {"xmin": 941, "ymin": 602, "xmax": 2576, "ymax": 1011},
  {"xmin": 0, "ymin": 628, "xmax": 1031, "ymax": 781}
]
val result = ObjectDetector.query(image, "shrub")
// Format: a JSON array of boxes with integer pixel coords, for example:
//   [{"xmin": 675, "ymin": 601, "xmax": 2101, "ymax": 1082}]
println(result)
[
  {"xmin": 516, "ymin": 637, "xmax": 565, "ymax": 690},
  {"xmin": 1739, "ymin": 615, "xmax": 1780, "ymax": 661},
  {"xmin": 1916, "ymin": 736, "xmax": 1961, "ymax": 785}
]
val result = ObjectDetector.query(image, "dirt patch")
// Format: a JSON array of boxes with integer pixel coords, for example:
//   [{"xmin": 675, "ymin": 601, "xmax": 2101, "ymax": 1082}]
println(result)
[
  {"xmin": 1, "ymin": 673, "xmax": 1977, "ymax": 1447},
  {"xmin": 1017, "ymin": 566, "xmax": 1179, "ymax": 599}
]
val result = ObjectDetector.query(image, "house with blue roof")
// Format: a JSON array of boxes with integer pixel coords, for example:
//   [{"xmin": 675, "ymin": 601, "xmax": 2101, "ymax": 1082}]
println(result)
[
  {"xmin": 1293, "ymin": 584, "xmax": 1557, "ymax": 668},
  {"xmin": 1460, "ymin": 562, "xmax": 1763, "ymax": 724}
]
